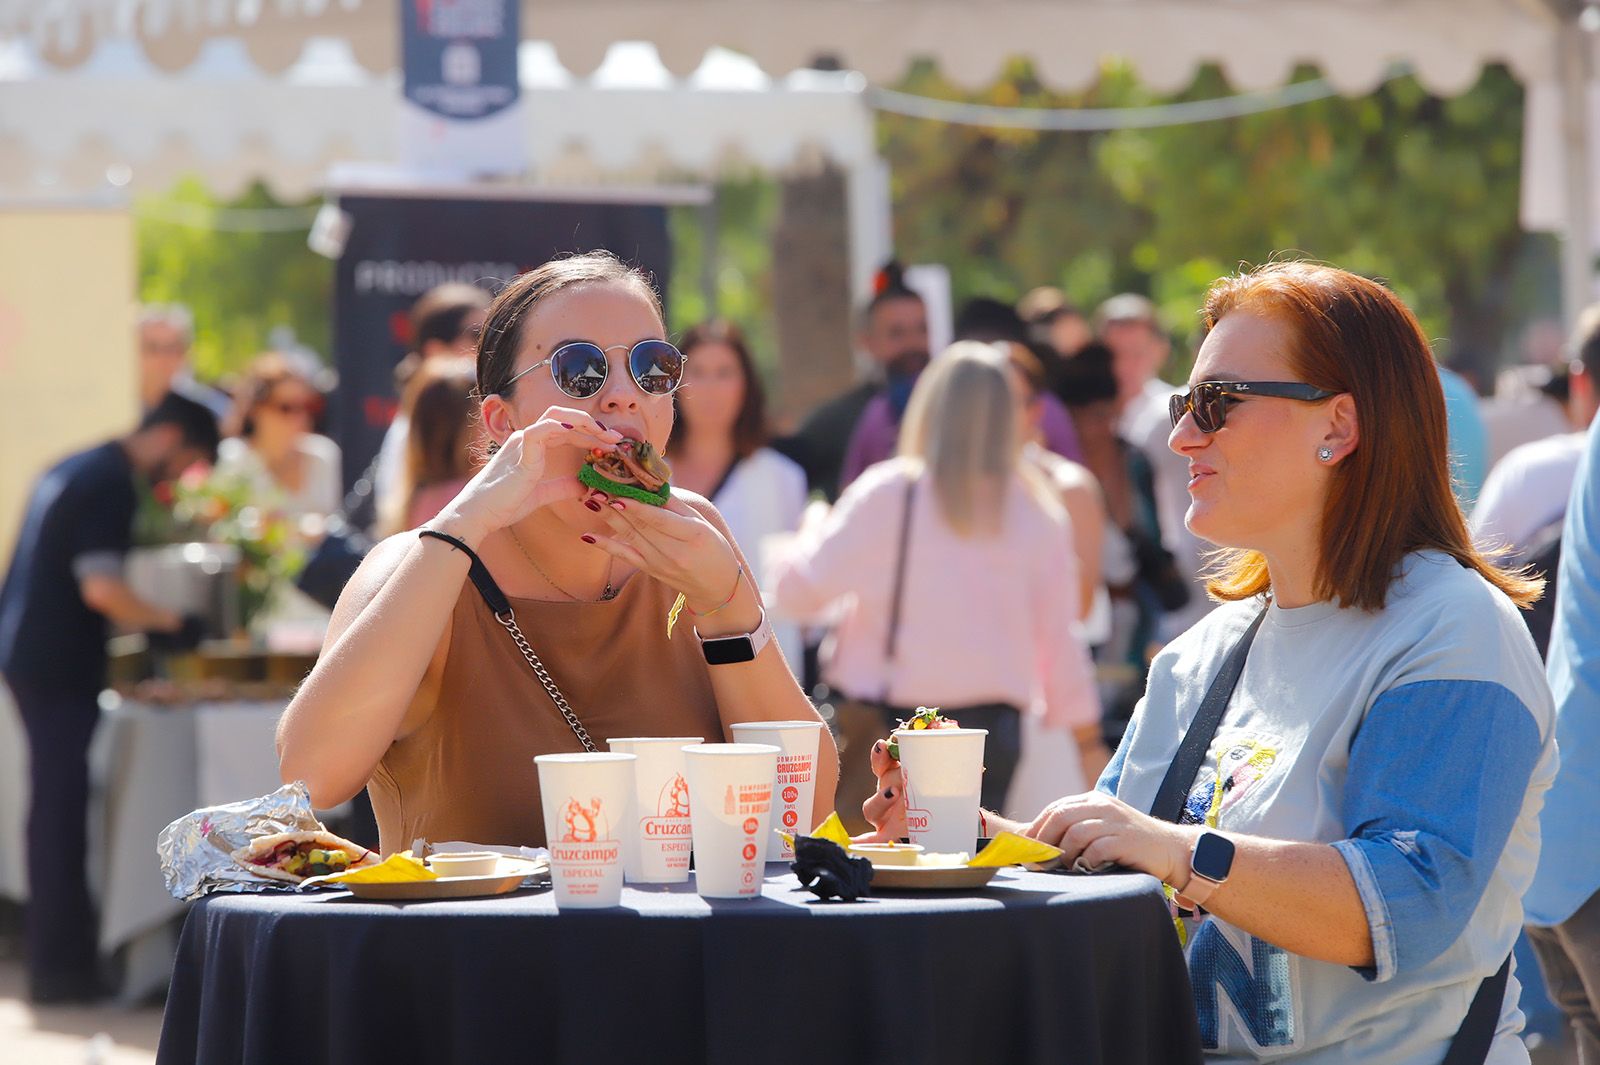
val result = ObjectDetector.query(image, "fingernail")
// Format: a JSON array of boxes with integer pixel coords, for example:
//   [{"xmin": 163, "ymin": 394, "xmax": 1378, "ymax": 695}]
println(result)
[
  {"xmin": 872, "ymin": 741, "xmax": 885, "ymax": 753},
  {"xmin": 882, "ymin": 788, "xmax": 895, "ymax": 800},
  {"xmin": 609, "ymin": 500, "xmax": 625, "ymax": 511},
  {"xmin": 581, "ymin": 535, "xmax": 597, "ymax": 545},
  {"xmin": 584, "ymin": 500, "xmax": 602, "ymax": 512},
  {"xmin": 560, "ymin": 422, "xmax": 574, "ymax": 429},
  {"xmin": 591, "ymin": 492, "xmax": 609, "ymax": 502},
  {"xmin": 595, "ymin": 420, "xmax": 608, "ymax": 431}
]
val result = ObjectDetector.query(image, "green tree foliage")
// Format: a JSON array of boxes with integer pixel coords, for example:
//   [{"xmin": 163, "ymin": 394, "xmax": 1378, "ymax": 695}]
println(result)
[
  {"xmin": 137, "ymin": 60, "xmax": 1548, "ymax": 391},
  {"xmin": 136, "ymin": 178, "xmax": 331, "ymax": 382},
  {"xmin": 666, "ymin": 176, "xmax": 781, "ymax": 377},
  {"xmin": 880, "ymin": 59, "xmax": 1547, "ymax": 381}
]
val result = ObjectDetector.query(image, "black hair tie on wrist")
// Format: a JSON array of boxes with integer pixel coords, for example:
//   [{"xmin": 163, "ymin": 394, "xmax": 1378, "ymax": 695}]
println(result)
[{"xmin": 418, "ymin": 528, "xmax": 512, "ymax": 616}]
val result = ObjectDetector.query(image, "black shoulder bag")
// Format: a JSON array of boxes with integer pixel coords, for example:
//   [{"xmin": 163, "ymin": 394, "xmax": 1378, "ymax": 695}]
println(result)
[{"xmin": 1149, "ymin": 605, "xmax": 1509, "ymax": 1065}]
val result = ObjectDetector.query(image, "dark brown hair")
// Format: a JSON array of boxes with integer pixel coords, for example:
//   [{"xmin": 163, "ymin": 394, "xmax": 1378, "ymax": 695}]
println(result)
[
  {"xmin": 475, "ymin": 251, "xmax": 664, "ymax": 400},
  {"xmin": 235, "ymin": 352, "xmax": 318, "ymax": 438},
  {"xmin": 668, "ymin": 319, "xmax": 768, "ymax": 461},
  {"xmin": 1203, "ymin": 262, "xmax": 1540, "ymax": 611}
]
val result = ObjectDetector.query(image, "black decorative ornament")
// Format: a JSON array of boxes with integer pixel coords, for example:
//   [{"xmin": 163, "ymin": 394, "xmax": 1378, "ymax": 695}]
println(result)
[{"xmin": 790, "ymin": 835, "xmax": 874, "ymax": 902}]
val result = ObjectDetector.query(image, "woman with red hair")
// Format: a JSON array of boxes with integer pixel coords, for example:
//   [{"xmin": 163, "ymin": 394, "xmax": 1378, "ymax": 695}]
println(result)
[{"xmin": 866, "ymin": 262, "xmax": 1555, "ymax": 1063}]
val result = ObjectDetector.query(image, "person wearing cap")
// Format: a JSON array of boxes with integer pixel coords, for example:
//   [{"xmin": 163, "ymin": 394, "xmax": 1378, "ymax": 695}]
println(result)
[
  {"xmin": 1098, "ymin": 293, "xmax": 1210, "ymax": 642},
  {"xmin": 0, "ymin": 393, "xmax": 220, "ymax": 1002}
]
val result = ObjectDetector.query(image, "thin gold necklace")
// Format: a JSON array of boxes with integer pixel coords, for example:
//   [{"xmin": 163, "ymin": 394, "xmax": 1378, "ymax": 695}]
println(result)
[{"xmin": 508, "ymin": 525, "xmax": 616, "ymax": 602}]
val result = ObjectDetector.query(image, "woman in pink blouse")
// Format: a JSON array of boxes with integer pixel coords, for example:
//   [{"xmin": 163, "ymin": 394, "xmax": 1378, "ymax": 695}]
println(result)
[{"xmin": 771, "ymin": 342, "xmax": 1107, "ymax": 818}]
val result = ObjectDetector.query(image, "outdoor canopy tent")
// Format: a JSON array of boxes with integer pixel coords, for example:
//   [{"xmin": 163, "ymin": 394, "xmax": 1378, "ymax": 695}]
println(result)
[
  {"xmin": 0, "ymin": 0, "xmax": 1578, "ymax": 91},
  {"xmin": 0, "ymin": 0, "xmax": 1594, "ymax": 314}
]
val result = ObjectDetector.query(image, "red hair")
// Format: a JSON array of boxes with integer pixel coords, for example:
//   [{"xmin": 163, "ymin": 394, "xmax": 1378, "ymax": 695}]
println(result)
[{"xmin": 1202, "ymin": 262, "xmax": 1539, "ymax": 611}]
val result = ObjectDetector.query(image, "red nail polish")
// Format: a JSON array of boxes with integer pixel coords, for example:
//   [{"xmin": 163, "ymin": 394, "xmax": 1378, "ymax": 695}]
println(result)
[
  {"xmin": 581, "ymin": 534, "xmax": 597, "ymax": 545},
  {"xmin": 609, "ymin": 500, "xmax": 625, "ymax": 511},
  {"xmin": 584, "ymin": 500, "xmax": 602, "ymax": 512},
  {"xmin": 595, "ymin": 420, "xmax": 608, "ymax": 431},
  {"xmin": 560, "ymin": 422, "xmax": 574, "ymax": 429}
]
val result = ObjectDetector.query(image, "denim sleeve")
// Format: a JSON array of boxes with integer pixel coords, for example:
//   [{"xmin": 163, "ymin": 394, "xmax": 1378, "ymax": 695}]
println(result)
[
  {"xmin": 1095, "ymin": 699, "xmax": 1141, "ymax": 797},
  {"xmin": 1332, "ymin": 679, "xmax": 1541, "ymax": 983}
]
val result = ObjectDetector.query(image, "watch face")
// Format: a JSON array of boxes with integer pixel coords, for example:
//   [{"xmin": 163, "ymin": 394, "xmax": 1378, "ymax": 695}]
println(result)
[
  {"xmin": 702, "ymin": 636, "xmax": 756, "ymax": 666},
  {"xmin": 1192, "ymin": 832, "xmax": 1236, "ymax": 882}
]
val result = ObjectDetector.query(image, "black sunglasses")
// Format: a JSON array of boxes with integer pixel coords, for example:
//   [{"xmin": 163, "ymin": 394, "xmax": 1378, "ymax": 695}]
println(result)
[
  {"xmin": 498, "ymin": 340, "xmax": 686, "ymax": 400},
  {"xmin": 1169, "ymin": 380, "xmax": 1339, "ymax": 434}
]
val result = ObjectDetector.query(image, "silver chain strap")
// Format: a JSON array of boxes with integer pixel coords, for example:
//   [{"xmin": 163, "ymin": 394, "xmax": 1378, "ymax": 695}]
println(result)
[{"xmin": 493, "ymin": 608, "xmax": 598, "ymax": 753}]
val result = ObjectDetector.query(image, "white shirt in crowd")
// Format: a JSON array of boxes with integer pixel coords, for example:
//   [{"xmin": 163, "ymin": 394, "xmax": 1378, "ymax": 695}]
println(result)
[
  {"xmin": 214, "ymin": 434, "xmax": 343, "ymax": 520},
  {"xmin": 708, "ymin": 446, "xmax": 809, "ymax": 673},
  {"xmin": 1120, "ymin": 377, "xmax": 1214, "ymax": 641},
  {"xmin": 1470, "ymin": 431, "xmax": 1587, "ymax": 555}
]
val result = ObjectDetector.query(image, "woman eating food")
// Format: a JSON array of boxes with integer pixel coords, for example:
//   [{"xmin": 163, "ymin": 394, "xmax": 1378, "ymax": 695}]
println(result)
[
  {"xmin": 277, "ymin": 251, "xmax": 837, "ymax": 853},
  {"xmin": 864, "ymin": 263, "xmax": 1556, "ymax": 1063}
]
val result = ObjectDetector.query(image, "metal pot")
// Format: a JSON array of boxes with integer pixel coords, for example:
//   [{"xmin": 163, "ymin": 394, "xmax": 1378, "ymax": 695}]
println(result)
[{"xmin": 125, "ymin": 543, "xmax": 242, "ymax": 639}]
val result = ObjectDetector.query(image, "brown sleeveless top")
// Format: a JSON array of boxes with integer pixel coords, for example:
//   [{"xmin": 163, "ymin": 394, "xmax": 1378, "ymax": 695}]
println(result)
[{"xmin": 368, "ymin": 558, "xmax": 726, "ymax": 855}]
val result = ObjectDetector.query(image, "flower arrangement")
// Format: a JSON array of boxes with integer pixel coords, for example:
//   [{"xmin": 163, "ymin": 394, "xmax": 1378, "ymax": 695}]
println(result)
[{"xmin": 134, "ymin": 464, "xmax": 307, "ymax": 632}]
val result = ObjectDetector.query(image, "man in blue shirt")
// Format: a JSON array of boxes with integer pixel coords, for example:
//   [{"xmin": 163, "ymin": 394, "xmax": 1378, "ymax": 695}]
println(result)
[
  {"xmin": 0, "ymin": 392, "xmax": 218, "ymax": 1002},
  {"xmin": 1526, "ymin": 394, "xmax": 1600, "ymax": 1063}
]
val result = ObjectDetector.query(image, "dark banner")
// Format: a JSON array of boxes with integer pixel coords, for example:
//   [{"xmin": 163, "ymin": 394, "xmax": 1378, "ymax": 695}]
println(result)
[
  {"xmin": 330, "ymin": 193, "xmax": 672, "ymax": 493},
  {"xmin": 402, "ymin": 0, "xmax": 519, "ymax": 121}
]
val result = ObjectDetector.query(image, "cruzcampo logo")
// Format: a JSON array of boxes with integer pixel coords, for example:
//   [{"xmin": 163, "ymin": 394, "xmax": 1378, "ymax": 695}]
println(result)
[{"xmin": 642, "ymin": 774, "xmax": 693, "ymax": 839}]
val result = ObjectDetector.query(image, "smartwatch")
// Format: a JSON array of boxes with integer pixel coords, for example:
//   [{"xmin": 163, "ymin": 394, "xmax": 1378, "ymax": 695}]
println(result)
[
  {"xmin": 1174, "ymin": 830, "xmax": 1235, "ymax": 912},
  {"xmin": 696, "ymin": 609, "xmax": 773, "ymax": 666}
]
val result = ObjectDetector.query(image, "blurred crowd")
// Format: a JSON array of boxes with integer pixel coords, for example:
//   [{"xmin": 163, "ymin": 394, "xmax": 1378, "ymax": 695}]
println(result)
[
  {"xmin": 5, "ymin": 261, "xmax": 1596, "ymax": 1009},
  {"xmin": 123, "ymin": 271, "xmax": 1600, "ymax": 823}
]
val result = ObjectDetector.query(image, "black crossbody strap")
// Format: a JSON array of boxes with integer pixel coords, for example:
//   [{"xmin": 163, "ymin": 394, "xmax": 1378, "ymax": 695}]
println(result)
[
  {"xmin": 1146, "ymin": 594, "xmax": 1507, "ymax": 1065},
  {"xmin": 418, "ymin": 529, "xmax": 510, "ymax": 615},
  {"xmin": 1440, "ymin": 954, "xmax": 1511, "ymax": 1065},
  {"xmin": 1148, "ymin": 606, "xmax": 1268, "ymax": 825}
]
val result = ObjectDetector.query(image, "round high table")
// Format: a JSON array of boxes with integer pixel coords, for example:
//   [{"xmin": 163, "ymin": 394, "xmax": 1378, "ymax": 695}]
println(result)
[{"xmin": 156, "ymin": 868, "xmax": 1201, "ymax": 1065}]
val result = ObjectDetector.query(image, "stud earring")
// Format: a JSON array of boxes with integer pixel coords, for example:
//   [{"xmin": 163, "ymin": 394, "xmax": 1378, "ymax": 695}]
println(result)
[{"xmin": 1318, "ymin": 447, "xmax": 1334, "ymax": 462}]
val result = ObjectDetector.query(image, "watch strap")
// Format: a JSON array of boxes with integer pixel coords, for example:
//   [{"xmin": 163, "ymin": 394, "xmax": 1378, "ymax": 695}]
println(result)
[
  {"xmin": 1174, "ymin": 872, "xmax": 1221, "ymax": 912},
  {"xmin": 695, "ymin": 608, "xmax": 771, "ymax": 663}
]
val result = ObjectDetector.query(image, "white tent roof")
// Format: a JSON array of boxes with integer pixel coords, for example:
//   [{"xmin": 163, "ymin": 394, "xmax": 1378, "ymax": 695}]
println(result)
[
  {"xmin": 0, "ymin": 38, "xmax": 875, "ymax": 199},
  {"xmin": 0, "ymin": 0, "xmax": 1574, "ymax": 95}
]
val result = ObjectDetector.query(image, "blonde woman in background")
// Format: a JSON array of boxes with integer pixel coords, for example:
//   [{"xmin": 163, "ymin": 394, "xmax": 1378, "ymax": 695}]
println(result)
[
  {"xmin": 771, "ymin": 342, "xmax": 1106, "ymax": 821},
  {"xmin": 379, "ymin": 358, "xmax": 482, "ymax": 536}
]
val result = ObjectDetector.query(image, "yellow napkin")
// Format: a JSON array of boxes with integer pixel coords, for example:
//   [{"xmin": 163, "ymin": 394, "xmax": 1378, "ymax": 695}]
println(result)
[
  {"xmin": 308, "ymin": 850, "xmax": 438, "ymax": 886},
  {"xmin": 782, "ymin": 818, "xmax": 1060, "ymax": 870},
  {"xmin": 779, "ymin": 811, "xmax": 853, "ymax": 852},
  {"xmin": 968, "ymin": 831, "xmax": 1063, "ymax": 868}
]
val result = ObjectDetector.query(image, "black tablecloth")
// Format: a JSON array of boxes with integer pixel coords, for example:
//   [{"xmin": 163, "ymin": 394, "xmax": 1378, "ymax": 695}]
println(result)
[{"xmin": 157, "ymin": 868, "xmax": 1201, "ymax": 1065}]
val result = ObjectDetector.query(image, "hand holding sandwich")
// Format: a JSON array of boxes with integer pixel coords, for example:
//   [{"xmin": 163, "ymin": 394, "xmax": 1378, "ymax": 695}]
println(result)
[
  {"xmin": 436, "ymin": 406, "xmax": 623, "ymax": 549},
  {"xmin": 586, "ymin": 490, "xmax": 757, "ymax": 633}
]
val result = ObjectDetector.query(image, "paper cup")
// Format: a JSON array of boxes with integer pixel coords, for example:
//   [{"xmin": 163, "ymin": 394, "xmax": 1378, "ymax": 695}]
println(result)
[
  {"xmin": 683, "ymin": 743, "xmax": 780, "ymax": 899},
  {"xmin": 607, "ymin": 736, "xmax": 703, "ymax": 883},
  {"xmin": 535, "ymin": 753, "xmax": 636, "ymax": 908},
  {"xmin": 729, "ymin": 720, "xmax": 824, "ymax": 861},
  {"xmin": 894, "ymin": 728, "xmax": 988, "ymax": 856}
]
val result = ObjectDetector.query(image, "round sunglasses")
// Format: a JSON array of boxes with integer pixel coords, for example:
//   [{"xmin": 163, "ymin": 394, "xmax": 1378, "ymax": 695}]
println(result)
[
  {"xmin": 1169, "ymin": 380, "xmax": 1338, "ymax": 434},
  {"xmin": 497, "ymin": 340, "xmax": 686, "ymax": 400}
]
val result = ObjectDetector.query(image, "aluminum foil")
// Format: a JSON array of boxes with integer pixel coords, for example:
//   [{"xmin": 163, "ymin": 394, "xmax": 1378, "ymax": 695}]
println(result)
[{"xmin": 158, "ymin": 780, "xmax": 325, "ymax": 900}]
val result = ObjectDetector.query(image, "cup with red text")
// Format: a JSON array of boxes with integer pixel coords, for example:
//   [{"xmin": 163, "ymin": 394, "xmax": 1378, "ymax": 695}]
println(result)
[
  {"xmin": 729, "ymin": 721, "xmax": 823, "ymax": 862},
  {"xmin": 893, "ymin": 728, "xmax": 988, "ymax": 857},
  {"xmin": 607, "ymin": 736, "xmax": 702, "ymax": 883},
  {"xmin": 682, "ymin": 743, "xmax": 779, "ymax": 899},
  {"xmin": 534, "ymin": 752, "xmax": 636, "ymax": 908}
]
